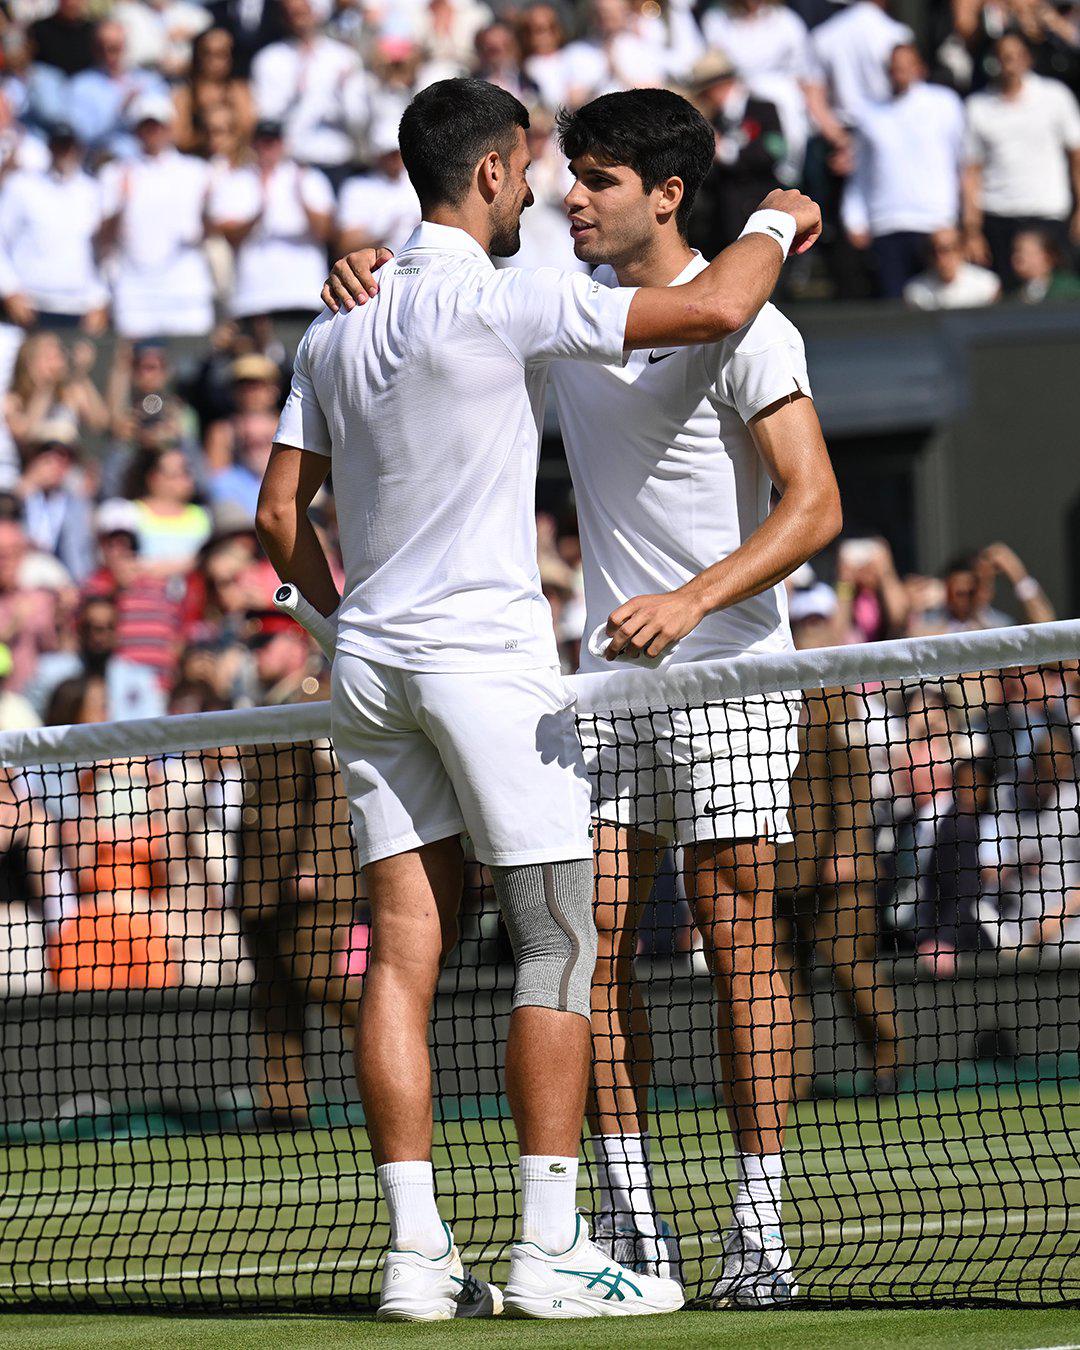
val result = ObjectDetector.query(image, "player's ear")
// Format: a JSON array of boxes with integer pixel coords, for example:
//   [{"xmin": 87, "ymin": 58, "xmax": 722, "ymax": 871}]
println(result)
[
  {"xmin": 477, "ymin": 150, "xmax": 502, "ymax": 203},
  {"xmin": 655, "ymin": 175, "xmax": 684, "ymax": 226}
]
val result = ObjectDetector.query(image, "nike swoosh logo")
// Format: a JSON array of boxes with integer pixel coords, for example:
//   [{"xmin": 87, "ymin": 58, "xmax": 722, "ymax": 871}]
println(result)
[
  {"xmin": 767, "ymin": 225, "xmax": 784, "ymax": 239},
  {"xmin": 648, "ymin": 351, "xmax": 676, "ymax": 364}
]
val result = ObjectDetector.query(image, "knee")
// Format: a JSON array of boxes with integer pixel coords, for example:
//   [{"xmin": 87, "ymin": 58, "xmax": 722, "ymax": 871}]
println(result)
[{"xmin": 492, "ymin": 859, "xmax": 596, "ymax": 1018}]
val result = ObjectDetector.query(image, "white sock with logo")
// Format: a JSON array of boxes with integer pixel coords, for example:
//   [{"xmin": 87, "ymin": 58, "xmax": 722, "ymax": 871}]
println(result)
[
  {"xmin": 377, "ymin": 1160, "xmax": 447, "ymax": 1258},
  {"xmin": 732, "ymin": 1151, "xmax": 783, "ymax": 1235},
  {"xmin": 588, "ymin": 1132, "xmax": 660, "ymax": 1238},
  {"xmin": 520, "ymin": 1155, "xmax": 579, "ymax": 1253}
]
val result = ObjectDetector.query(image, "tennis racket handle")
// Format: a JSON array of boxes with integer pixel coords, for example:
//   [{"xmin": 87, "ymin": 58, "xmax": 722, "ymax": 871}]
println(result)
[{"xmin": 273, "ymin": 584, "xmax": 338, "ymax": 662}]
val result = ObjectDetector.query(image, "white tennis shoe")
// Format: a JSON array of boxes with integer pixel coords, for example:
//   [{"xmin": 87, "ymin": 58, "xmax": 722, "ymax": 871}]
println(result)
[
  {"xmin": 377, "ymin": 1226, "xmax": 503, "ymax": 1322},
  {"xmin": 708, "ymin": 1225, "xmax": 798, "ymax": 1307},
  {"xmin": 503, "ymin": 1215, "xmax": 684, "ymax": 1319},
  {"xmin": 593, "ymin": 1213, "xmax": 684, "ymax": 1283}
]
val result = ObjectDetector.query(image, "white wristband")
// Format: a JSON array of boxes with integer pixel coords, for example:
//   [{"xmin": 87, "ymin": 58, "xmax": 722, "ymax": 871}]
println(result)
[
  {"xmin": 739, "ymin": 209, "xmax": 797, "ymax": 260},
  {"xmin": 1014, "ymin": 576, "xmax": 1040, "ymax": 601}
]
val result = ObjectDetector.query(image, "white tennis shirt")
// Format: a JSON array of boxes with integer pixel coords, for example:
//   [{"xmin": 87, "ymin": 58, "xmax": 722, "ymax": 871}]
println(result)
[
  {"xmin": 274, "ymin": 221, "xmax": 635, "ymax": 672},
  {"xmin": 551, "ymin": 254, "xmax": 810, "ymax": 674}
]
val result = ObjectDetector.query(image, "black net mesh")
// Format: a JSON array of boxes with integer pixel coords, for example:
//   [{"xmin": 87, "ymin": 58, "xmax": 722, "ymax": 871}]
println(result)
[{"xmin": 0, "ymin": 660, "xmax": 1077, "ymax": 1310}]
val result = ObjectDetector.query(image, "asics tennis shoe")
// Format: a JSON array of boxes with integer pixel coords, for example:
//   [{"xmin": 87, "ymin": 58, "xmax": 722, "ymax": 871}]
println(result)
[
  {"xmin": 377, "ymin": 1226, "xmax": 503, "ymax": 1322},
  {"xmin": 708, "ymin": 1225, "xmax": 798, "ymax": 1307},
  {"xmin": 593, "ymin": 1213, "xmax": 683, "ymax": 1282},
  {"xmin": 503, "ymin": 1214, "xmax": 684, "ymax": 1318}
]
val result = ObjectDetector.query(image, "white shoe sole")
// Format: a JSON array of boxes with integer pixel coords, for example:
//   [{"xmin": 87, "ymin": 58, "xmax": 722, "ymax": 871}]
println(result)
[
  {"xmin": 503, "ymin": 1288, "xmax": 684, "ymax": 1319},
  {"xmin": 376, "ymin": 1297, "xmax": 456, "ymax": 1321}
]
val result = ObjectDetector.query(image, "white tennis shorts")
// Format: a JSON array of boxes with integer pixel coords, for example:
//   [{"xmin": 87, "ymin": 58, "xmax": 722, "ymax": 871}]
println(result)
[
  {"xmin": 331, "ymin": 652, "xmax": 593, "ymax": 868},
  {"xmin": 579, "ymin": 692, "xmax": 801, "ymax": 846}
]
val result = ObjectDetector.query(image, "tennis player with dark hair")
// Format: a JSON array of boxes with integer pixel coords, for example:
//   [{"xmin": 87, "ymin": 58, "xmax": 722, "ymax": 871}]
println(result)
[
  {"xmin": 324, "ymin": 85, "xmax": 839, "ymax": 1308},
  {"xmin": 262, "ymin": 76, "xmax": 820, "ymax": 1320}
]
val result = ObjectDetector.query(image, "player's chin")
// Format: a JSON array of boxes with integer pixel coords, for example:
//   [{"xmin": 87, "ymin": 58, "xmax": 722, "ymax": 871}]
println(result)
[
  {"xmin": 570, "ymin": 227, "xmax": 603, "ymax": 263},
  {"xmin": 489, "ymin": 226, "xmax": 522, "ymax": 259}
]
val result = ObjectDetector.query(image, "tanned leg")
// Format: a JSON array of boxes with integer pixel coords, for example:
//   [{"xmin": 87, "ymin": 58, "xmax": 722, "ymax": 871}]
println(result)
[{"xmin": 355, "ymin": 836, "xmax": 463, "ymax": 1163}]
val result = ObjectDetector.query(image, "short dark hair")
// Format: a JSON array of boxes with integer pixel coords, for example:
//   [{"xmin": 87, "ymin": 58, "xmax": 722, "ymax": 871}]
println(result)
[
  {"xmin": 398, "ymin": 78, "xmax": 529, "ymax": 211},
  {"xmin": 944, "ymin": 552, "xmax": 979, "ymax": 578},
  {"xmin": 555, "ymin": 89, "xmax": 714, "ymax": 236}
]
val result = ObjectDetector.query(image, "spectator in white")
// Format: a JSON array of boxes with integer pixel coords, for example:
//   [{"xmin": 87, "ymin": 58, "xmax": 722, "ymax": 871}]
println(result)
[
  {"xmin": 562, "ymin": 0, "xmax": 669, "ymax": 99},
  {"xmin": 842, "ymin": 44, "xmax": 966, "ymax": 298},
  {"xmin": 913, "ymin": 545, "xmax": 1054, "ymax": 635},
  {"xmin": 98, "ymin": 94, "xmax": 214, "ymax": 339},
  {"xmin": 112, "ymin": 0, "xmax": 212, "ymax": 81},
  {"xmin": 978, "ymin": 726, "xmax": 1080, "ymax": 958},
  {"xmin": 1011, "ymin": 227, "xmax": 1080, "ymax": 302},
  {"xmin": 0, "ymin": 122, "xmax": 109, "ymax": 334},
  {"xmin": 495, "ymin": 106, "xmax": 587, "ymax": 272},
  {"xmin": 415, "ymin": 0, "xmax": 494, "ymax": 71},
  {"xmin": 23, "ymin": 589, "xmax": 165, "ymax": 723},
  {"xmin": 336, "ymin": 122, "xmax": 421, "ymax": 257},
  {"xmin": 68, "ymin": 20, "xmax": 170, "ymax": 159},
  {"xmin": 208, "ymin": 407, "xmax": 277, "ymax": 519},
  {"xmin": 903, "ymin": 226, "xmax": 1002, "ymax": 309},
  {"xmin": 365, "ymin": 36, "xmax": 446, "ymax": 150},
  {"xmin": 210, "ymin": 119, "xmax": 334, "ymax": 322},
  {"xmin": 473, "ymin": 20, "xmax": 539, "ymax": 104},
  {"xmin": 702, "ymin": 0, "xmax": 841, "ymax": 182},
  {"xmin": 250, "ymin": 0, "xmax": 367, "ymax": 180},
  {"xmin": 519, "ymin": 3, "xmax": 596, "ymax": 110},
  {"xmin": 810, "ymin": 0, "xmax": 914, "ymax": 124},
  {"xmin": 963, "ymin": 31, "xmax": 1080, "ymax": 289},
  {"xmin": 18, "ymin": 425, "xmax": 95, "ymax": 583},
  {"xmin": 0, "ymin": 90, "xmax": 48, "ymax": 176}
]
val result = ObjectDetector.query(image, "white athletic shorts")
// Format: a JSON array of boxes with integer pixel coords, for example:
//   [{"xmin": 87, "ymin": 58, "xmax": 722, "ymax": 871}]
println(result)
[
  {"xmin": 579, "ymin": 691, "xmax": 801, "ymax": 846},
  {"xmin": 331, "ymin": 652, "xmax": 593, "ymax": 868}
]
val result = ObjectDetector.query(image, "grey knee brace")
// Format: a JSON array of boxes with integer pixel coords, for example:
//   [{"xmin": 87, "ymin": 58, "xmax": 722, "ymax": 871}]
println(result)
[{"xmin": 490, "ymin": 860, "xmax": 597, "ymax": 1018}]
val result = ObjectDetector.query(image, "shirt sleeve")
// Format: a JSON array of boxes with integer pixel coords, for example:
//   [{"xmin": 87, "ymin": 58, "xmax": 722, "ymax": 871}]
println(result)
[
  {"xmin": 481, "ymin": 266, "xmax": 635, "ymax": 366},
  {"xmin": 207, "ymin": 168, "xmax": 258, "ymax": 224},
  {"xmin": 716, "ymin": 305, "xmax": 812, "ymax": 422},
  {"xmin": 274, "ymin": 329, "xmax": 331, "ymax": 457},
  {"xmin": 301, "ymin": 166, "xmax": 335, "ymax": 214},
  {"xmin": 1055, "ymin": 82, "xmax": 1080, "ymax": 151},
  {"xmin": 963, "ymin": 102, "xmax": 986, "ymax": 167}
]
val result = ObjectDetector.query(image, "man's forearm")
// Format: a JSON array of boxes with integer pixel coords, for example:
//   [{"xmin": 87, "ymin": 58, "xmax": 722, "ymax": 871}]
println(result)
[
  {"xmin": 682, "ymin": 481, "xmax": 840, "ymax": 618},
  {"xmin": 256, "ymin": 509, "xmax": 340, "ymax": 618}
]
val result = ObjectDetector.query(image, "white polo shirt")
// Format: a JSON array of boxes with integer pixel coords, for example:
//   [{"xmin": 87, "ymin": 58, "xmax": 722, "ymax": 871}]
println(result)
[
  {"xmin": 336, "ymin": 169, "xmax": 421, "ymax": 254},
  {"xmin": 551, "ymin": 253, "xmax": 808, "ymax": 673},
  {"xmin": 965, "ymin": 73, "xmax": 1080, "ymax": 220},
  {"xmin": 842, "ymin": 81, "xmax": 966, "ymax": 237},
  {"xmin": 810, "ymin": 1, "xmax": 914, "ymax": 122},
  {"xmin": 251, "ymin": 35, "xmax": 367, "ymax": 167},
  {"xmin": 99, "ymin": 149, "xmax": 214, "ymax": 338},
  {"xmin": 0, "ymin": 165, "xmax": 108, "ymax": 314},
  {"xmin": 209, "ymin": 159, "xmax": 335, "ymax": 317},
  {"xmin": 274, "ymin": 221, "xmax": 635, "ymax": 672}
]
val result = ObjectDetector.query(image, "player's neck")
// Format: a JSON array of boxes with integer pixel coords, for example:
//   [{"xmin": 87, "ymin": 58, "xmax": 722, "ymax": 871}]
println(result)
[
  {"xmin": 424, "ymin": 204, "xmax": 492, "ymax": 254},
  {"xmin": 613, "ymin": 235, "xmax": 695, "ymax": 290}
]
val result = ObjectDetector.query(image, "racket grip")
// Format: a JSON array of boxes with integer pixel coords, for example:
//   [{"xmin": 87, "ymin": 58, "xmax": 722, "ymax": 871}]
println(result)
[{"xmin": 273, "ymin": 584, "xmax": 338, "ymax": 662}]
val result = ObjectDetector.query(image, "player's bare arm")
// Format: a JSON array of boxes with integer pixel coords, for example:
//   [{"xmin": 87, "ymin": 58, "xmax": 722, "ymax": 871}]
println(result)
[
  {"xmin": 320, "ymin": 187, "xmax": 821, "ymax": 346},
  {"xmin": 256, "ymin": 444, "xmax": 341, "ymax": 618},
  {"xmin": 605, "ymin": 392, "xmax": 841, "ymax": 660}
]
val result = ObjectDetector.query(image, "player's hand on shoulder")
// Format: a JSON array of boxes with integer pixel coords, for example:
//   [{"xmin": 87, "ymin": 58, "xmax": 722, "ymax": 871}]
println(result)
[
  {"xmin": 757, "ymin": 188, "xmax": 822, "ymax": 255},
  {"xmin": 605, "ymin": 588, "xmax": 706, "ymax": 661},
  {"xmin": 321, "ymin": 246, "xmax": 394, "ymax": 312}
]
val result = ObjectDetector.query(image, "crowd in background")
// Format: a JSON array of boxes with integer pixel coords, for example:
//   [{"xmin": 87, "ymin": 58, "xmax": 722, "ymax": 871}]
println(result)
[{"xmin": 0, "ymin": 0, "xmax": 1077, "ymax": 1038}]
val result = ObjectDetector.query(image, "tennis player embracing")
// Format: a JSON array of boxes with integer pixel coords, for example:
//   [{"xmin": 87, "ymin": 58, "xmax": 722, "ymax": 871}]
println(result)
[{"xmin": 263, "ymin": 77, "xmax": 820, "ymax": 1321}]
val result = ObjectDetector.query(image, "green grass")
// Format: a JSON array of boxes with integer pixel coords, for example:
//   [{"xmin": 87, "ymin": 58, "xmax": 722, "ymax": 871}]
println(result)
[
  {"xmin": 0, "ymin": 1080, "xmax": 1077, "ymax": 1309},
  {"xmin": 0, "ymin": 1307, "xmax": 1078, "ymax": 1350}
]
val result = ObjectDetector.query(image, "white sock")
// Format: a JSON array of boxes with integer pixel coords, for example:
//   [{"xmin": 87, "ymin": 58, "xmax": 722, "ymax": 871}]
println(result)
[
  {"xmin": 377, "ymin": 1160, "xmax": 447, "ymax": 1258},
  {"xmin": 520, "ymin": 1155, "xmax": 579, "ymax": 1253},
  {"xmin": 732, "ymin": 1152, "xmax": 783, "ymax": 1234},
  {"xmin": 587, "ymin": 1132, "xmax": 659, "ymax": 1236}
]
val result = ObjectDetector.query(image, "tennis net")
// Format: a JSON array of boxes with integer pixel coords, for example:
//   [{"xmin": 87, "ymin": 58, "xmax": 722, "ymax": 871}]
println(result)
[{"xmin": 0, "ymin": 621, "xmax": 1077, "ymax": 1310}]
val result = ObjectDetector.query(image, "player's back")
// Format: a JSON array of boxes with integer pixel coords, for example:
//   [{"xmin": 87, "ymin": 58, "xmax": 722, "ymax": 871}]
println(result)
[{"xmin": 289, "ymin": 228, "xmax": 553, "ymax": 674}]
